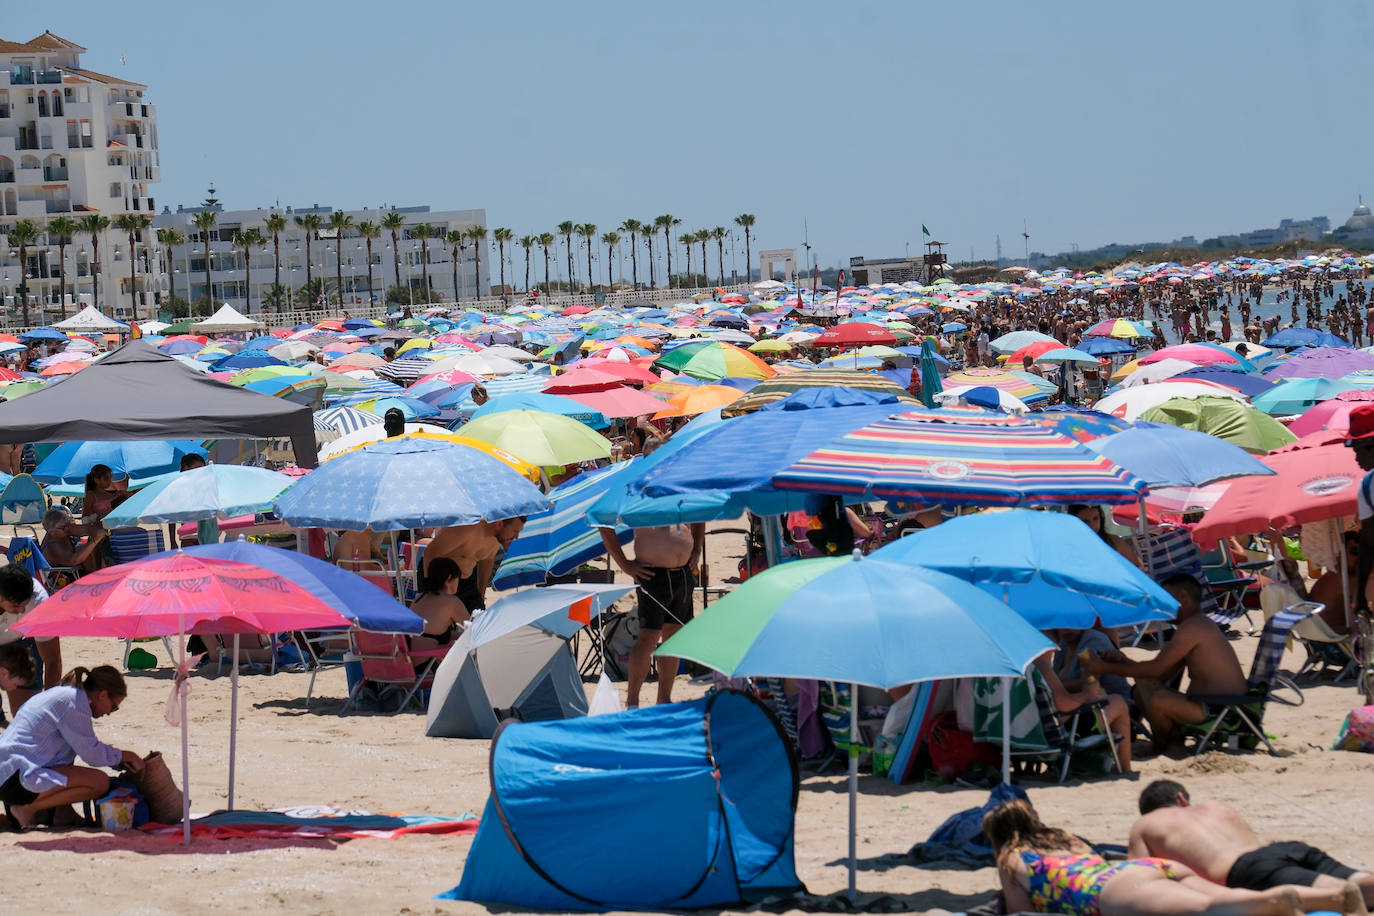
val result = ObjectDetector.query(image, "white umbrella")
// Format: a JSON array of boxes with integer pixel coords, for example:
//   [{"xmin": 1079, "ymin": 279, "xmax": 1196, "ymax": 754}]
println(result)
[{"xmin": 1094, "ymin": 382, "xmax": 1247, "ymax": 421}]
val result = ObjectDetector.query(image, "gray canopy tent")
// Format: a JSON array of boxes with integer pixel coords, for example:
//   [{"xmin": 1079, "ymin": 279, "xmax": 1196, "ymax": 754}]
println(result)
[{"xmin": 0, "ymin": 341, "xmax": 318, "ymax": 466}]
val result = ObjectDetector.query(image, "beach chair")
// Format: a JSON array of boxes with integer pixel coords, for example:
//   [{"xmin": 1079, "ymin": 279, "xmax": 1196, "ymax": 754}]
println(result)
[
  {"xmin": 1199, "ymin": 542, "xmax": 1263, "ymax": 634},
  {"xmin": 335, "ymin": 557, "xmax": 399, "ymax": 600},
  {"xmin": 1181, "ymin": 606, "xmax": 1308, "ymax": 756},
  {"xmin": 1259, "ymin": 584, "xmax": 1357, "ymax": 682},
  {"xmin": 339, "ymin": 630, "xmax": 448, "ymax": 716},
  {"xmin": 108, "ymin": 527, "xmax": 166, "ymax": 565},
  {"xmin": 302, "ymin": 629, "xmax": 352, "ymax": 706},
  {"xmin": 1133, "ymin": 525, "xmax": 1229, "ymax": 639}
]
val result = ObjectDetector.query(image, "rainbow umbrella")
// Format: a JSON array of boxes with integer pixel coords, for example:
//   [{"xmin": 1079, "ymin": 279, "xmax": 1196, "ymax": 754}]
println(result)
[
  {"xmin": 943, "ymin": 368, "xmax": 1052, "ymax": 404},
  {"xmin": 653, "ymin": 341, "xmax": 776, "ymax": 381},
  {"xmin": 1086, "ymin": 318, "xmax": 1152, "ymax": 339}
]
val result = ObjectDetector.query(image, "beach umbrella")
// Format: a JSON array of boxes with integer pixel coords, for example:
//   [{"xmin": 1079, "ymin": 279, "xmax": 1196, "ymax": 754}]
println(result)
[
  {"xmin": 32, "ymin": 439, "xmax": 206, "ymax": 485},
  {"xmin": 811, "ymin": 322, "xmax": 897, "ymax": 347},
  {"xmin": 918, "ymin": 337, "xmax": 943, "ymax": 409},
  {"xmin": 492, "ymin": 462, "xmax": 637, "ymax": 589},
  {"xmin": 21, "ymin": 327, "xmax": 68, "ymax": 342},
  {"xmin": 15, "ymin": 554, "xmax": 351, "ymax": 844},
  {"xmin": 1077, "ymin": 337, "xmax": 1137, "ymax": 357},
  {"xmin": 872, "ymin": 509, "xmax": 1176, "ymax": 628},
  {"xmin": 1138, "ymin": 395, "xmax": 1297, "ymax": 454},
  {"xmin": 1251, "ymin": 377, "xmax": 1361, "ymax": 416},
  {"xmin": 428, "ymin": 351, "xmax": 529, "ymax": 376},
  {"xmin": 749, "ymin": 339, "xmax": 793, "ymax": 354},
  {"xmin": 1191, "ymin": 443, "xmax": 1363, "ymax": 543},
  {"xmin": 1086, "ymin": 424, "xmax": 1276, "ymax": 488},
  {"xmin": 656, "ymin": 552, "xmax": 1052, "ymax": 898},
  {"xmin": 1094, "ymin": 382, "xmax": 1247, "ymax": 421},
  {"xmin": 1034, "ymin": 347, "xmax": 1103, "ymax": 366},
  {"xmin": 560, "ymin": 384, "xmax": 670, "ymax": 419},
  {"xmin": 934, "ymin": 385, "xmax": 1030, "ymax": 413},
  {"xmin": 1085, "ymin": 318, "xmax": 1151, "ymax": 339},
  {"xmin": 652, "ymin": 384, "xmax": 744, "ymax": 419},
  {"xmin": 541, "ymin": 366, "xmax": 631, "ymax": 392},
  {"xmin": 320, "ymin": 425, "xmax": 539, "ymax": 480},
  {"xmin": 1288, "ymin": 398, "xmax": 1374, "ymax": 438},
  {"xmin": 99, "ymin": 465, "xmax": 297, "ymax": 527},
  {"xmin": 353, "ymin": 395, "xmax": 441, "ymax": 420},
  {"xmin": 771, "ymin": 415, "xmax": 1147, "ymax": 507},
  {"xmin": 374, "ymin": 355, "xmax": 440, "ymax": 384},
  {"xmin": 459, "ymin": 409, "xmax": 613, "ymax": 466},
  {"xmin": 312, "ymin": 405, "xmax": 384, "ymax": 437},
  {"xmin": 1005, "ymin": 341, "xmax": 1063, "ymax": 365},
  {"xmin": 1168, "ymin": 367, "xmax": 1276, "ymax": 399},
  {"xmin": 1263, "ymin": 346, "xmax": 1374, "ymax": 379},
  {"xmin": 652, "ymin": 340, "xmax": 776, "ymax": 381},
  {"xmin": 1020, "ymin": 409, "xmax": 1131, "ymax": 443},
  {"xmin": 942, "ymin": 368, "xmax": 1051, "ymax": 404},
  {"xmin": 989, "ymin": 330, "xmax": 1060, "ymax": 354},
  {"xmin": 1138, "ymin": 344, "xmax": 1242, "ymax": 368},
  {"xmin": 722, "ymin": 369, "xmax": 916, "ymax": 416},
  {"xmin": 1262, "ymin": 327, "xmax": 1351, "ymax": 350},
  {"xmin": 470, "ymin": 392, "xmax": 609, "ymax": 428},
  {"xmin": 275, "ymin": 435, "xmax": 551, "ymax": 530}
]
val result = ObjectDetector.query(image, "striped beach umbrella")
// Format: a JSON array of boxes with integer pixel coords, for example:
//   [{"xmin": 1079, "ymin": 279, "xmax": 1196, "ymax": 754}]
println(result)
[
  {"xmin": 492, "ymin": 462, "xmax": 636, "ymax": 590},
  {"xmin": 772, "ymin": 415, "xmax": 1147, "ymax": 507},
  {"xmin": 313, "ymin": 405, "xmax": 384, "ymax": 436},
  {"xmin": 720, "ymin": 369, "xmax": 916, "ymax": 417},
  {"xmin": 943, "ymin": 368, "xmax": 1052, "ymax": 404},
  {"xmin": 1086, "ymin": 318, "xmax": 1151, "ymax": 339},
  {"xmin": 652, "ymin": 340, "xmax": 776, "ymax": 381}
]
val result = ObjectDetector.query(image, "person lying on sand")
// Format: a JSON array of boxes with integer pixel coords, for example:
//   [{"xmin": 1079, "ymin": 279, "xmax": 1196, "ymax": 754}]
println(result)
[{"xmin": 1130, "ymin": 780, "xmax": 1374, "ymax": 906}]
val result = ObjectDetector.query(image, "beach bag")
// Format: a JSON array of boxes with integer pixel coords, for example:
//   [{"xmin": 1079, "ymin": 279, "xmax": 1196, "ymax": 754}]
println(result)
[
  {"xmin": 127, "ymin": 751, "xmax": 184, "ymax": 825},
  {"xmin": 927, "ymin": 711, "xmax": 999, "ymax": 780},
  {"xmin": 1332, "ymin": 706, "xmax": 1374, "ymax": 753},
  {"xmin": 600, "ymin": 612, "xmax": 639, "ymax": 682}
]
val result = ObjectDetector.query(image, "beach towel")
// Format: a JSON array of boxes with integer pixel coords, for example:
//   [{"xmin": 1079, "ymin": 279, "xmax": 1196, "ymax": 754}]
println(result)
[
  {"xmin": 139, "ymin": 804, "xmax": 479, "ymax": 840},
  {"xmin": 908, "ymin": 783, "xmax": 1027, "ymax": 868},
  {"xmin": 970, "ymin": 676, "xmax": 1047, "ymax": 751}
]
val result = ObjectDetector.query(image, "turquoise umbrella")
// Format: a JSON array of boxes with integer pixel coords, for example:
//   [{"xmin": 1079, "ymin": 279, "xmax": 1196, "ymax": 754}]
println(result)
[
  {"xmin": 101, "ymin": 465, "xmax": 296, "ymax": 527},
  {"xmin": 918, "ymin": 337, "xmax": 943, "ymax": 408}
]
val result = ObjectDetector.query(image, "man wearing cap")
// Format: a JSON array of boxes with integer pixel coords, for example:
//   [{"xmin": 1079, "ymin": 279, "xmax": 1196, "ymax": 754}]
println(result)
[{"xmin": 1347, "ymin": 404, "xmax": 1374, "ymax": 619}]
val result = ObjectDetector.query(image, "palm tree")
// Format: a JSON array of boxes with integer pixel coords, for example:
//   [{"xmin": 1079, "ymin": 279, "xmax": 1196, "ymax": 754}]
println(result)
[
  {"xmin": 446, "ymin": 229, "xmax": 464, "ymax": 302},
  {"xmin": 232, "ymin": 227, "xmax": 263, "ymax": 312},
  {"xmin": 643, "ymin": 227, "xmax": 656, "ymax": 289},
  {"xmin": 678, "ymin": 232, "xmax": 694, "ymax": 284},
  {"xmin": 8, "ymin": 219, "xmax": 40, "ymax": 326},
  {"xmin": 155, "ymin": 226, "xmax": 184, "ymax": 310},
  {"xmin": 412, "ymin": 223, "xmax": 434, "ymax": 296},
  {"xmin": 382, "ymin": 210, "xmax": 406, "ymax": 292},
  {"xmin": 491, "ymin": 226, "xmax": 512, "ymax": 297},
  {"xmin": 576, "ymin": 224, "xmax": 596, "ymax": 291},
  {"xmin": 518, "ymin": 235, "xmax": 535, "ymax": 292},
  {"xmin": 327, "ymin": 210, "xmax": 354, "ymax": 310},
  {"xmin": 619, "ymin": 219, "xmax": 642, "ymax": 289},
  {"xmin": 712, "ymin": 226, "xmax": 727, "ymax": 286},
  {"xmin": 76, "ymin": 214, "xmax": 109, "ymax": 312},
  {"xmin": 191, "ymin": 209, "xmax": 217, "ymax": 314},
  {"xmin": 466, "ymin": 225, "xmax": 488, "ymax": 298},
  {"xmin": 696, "ymin": 231, "xmax": 709, "ymax": 289},
  {"xmin": 538, "ymin": 232, "xmax": 555, "ymax": 293},
  {"xmin": 556, "ymin": 221, "xmax": 575, "ymax": 291},
  {"xmin": 47, "ymin": 215, "xmax": 77, "ymax": 318},
  {"xmin": 656, "ymin": 214, "xmax": 680, "ymax": 287},
  {"xmin": 734, "ymin": 213, "xmax": 755, "ymax": 284},
  {"xmin": 264, "ymin": 212, "xmax": 286, "ymax": 293},
  {"xmin": 357, "ymin": 220, "xmax": 379, "ymax": 306},
  {"xmin": 601, "ymin": 231, "xmax": 620, "ymax": 288},
  {"xmin": 114, "ymin": 213, "xmax": 147, "ymax": 319},
  {"xmin": 293, "ymin": 212, "xmax": 322, "ymax": 292}
]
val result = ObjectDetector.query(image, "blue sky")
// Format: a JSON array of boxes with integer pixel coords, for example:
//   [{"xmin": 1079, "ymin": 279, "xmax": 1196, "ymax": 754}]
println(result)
[{"xmin": 10, "ymin": 1, "xmax": 1374, "ymax": 268}]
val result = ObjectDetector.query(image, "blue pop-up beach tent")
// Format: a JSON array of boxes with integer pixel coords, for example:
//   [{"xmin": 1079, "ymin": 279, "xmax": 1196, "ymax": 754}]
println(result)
[{"xmin": 443, "ymin": 691, "xmax": 801, "ymax": 910}]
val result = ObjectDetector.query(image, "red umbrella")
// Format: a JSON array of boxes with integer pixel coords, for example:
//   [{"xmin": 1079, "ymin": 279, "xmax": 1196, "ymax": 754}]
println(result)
[
  {"xmin": 542, "ymin": 366, "xmax": 628, "ymax": 393},
  {"xmin": 563, "ymin": 385, "xmax": 669, "ymax": 418},
  {"xmin": 1007, "ymin": 341, "xmax": 1065, "ymax": 365},
  {"xmin": 561, "ymin": 305, "xmax": 592, "ymax": 317},
  {"xmin": 812, "ymin": 321, "xmax": 897, "ymax": 347},
  {"xmin": 415, "ymin": 368, "xmax": 480, "ymax": 387},
  {"xmin": 16, "ymin": 554, "xmax": 351, "ymax": 843},
  {"xmin": 1189, "ymin": 443, "xmax": 1362, "ymax": 543},
  {"xmin": 1138, "ymin": 344, "xmax": 1240, "ymax": 367},
  {"xmin": 577, "ymin": 358, "xmax": 661, "ymax": 386}
]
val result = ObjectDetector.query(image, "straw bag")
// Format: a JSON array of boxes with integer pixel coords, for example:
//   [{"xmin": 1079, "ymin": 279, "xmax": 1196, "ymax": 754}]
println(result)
[{"xmin": 127, "ymin": 752, "xmax": 183, "ymax": 825}]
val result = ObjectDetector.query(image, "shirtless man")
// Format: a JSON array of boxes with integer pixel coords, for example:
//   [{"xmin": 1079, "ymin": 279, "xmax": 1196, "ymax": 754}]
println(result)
[
  {"xmin": 422, "ymin": 517, "xmax": 525, "ymax": 613},
  {"xmin": 598, "ymin": 520, "xmax": 704, "ymax": 707},
  {"xmin": 1129, "ymin": 780, "xmax": 1373, "ymax": 905},
  {"xmin": 1083, "ymin": 573, "xmax": 1247, "ymax": 755}
]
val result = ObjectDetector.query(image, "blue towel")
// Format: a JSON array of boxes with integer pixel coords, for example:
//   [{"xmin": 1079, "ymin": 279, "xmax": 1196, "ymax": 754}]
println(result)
[{"xmin": 909, "ymin": 783, "xmax": 1028, "ymax": 869}]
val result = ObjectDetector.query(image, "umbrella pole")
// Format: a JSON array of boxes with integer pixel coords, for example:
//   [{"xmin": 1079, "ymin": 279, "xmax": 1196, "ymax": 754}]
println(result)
[
  {"xmin": 847, "ymin": 680, "xmax": 858, "ymax": 902},
  {"xmin": 1001, "ymin": 676, "xmax": 1012, "ymax": 785},
  {"xmin": 228, "ymin": 633, "xmax": 239, "ymax": 811},
  {"xmin": 1341, "ymin": 541, "xmax": 1353, "ymax": 634},
  {"xmin": 179, "ymin": 620, "xmax": 191, "ymax": 847}
]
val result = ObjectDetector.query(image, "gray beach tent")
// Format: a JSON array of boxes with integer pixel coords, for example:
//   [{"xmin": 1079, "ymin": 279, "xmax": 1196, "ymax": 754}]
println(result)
[{"xmin": 0, "ymin": 341, "xmax": 318, "ymax": 466}]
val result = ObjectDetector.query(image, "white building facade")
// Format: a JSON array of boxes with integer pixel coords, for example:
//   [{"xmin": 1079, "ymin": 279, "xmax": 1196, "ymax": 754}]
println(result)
[
  {"xmin": 150, "ymin": 204, "xmax": 489, "ymax": 313},
  {"xmin": 0, "ymin": 31, "xmax": 160, "ymax": 321}
]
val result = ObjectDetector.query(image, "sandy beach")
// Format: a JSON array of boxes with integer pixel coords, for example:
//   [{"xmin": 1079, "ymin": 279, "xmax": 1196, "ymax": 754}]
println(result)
[{"xmin": 2, "ymin": 524, "xmax": 1371, "ymax": 916}]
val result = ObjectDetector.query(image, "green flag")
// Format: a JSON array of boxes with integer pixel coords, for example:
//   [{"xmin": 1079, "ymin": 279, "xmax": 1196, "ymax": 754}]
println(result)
[{"xmin": 921, "ymin": 224, "xmax": 931, "ymax": 236}]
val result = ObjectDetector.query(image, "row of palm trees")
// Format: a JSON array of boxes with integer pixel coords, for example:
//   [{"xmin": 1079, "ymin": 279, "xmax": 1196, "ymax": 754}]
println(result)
[
  {"xmin": 3, "ymin": 213, "xmax": 152, "ymax": 325},
  {"xmin": 514, "ymin": 214, "xmax": 756, "ymax": 295}
]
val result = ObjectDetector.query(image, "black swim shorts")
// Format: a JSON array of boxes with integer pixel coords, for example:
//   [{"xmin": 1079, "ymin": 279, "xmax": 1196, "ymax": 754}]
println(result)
[
  {"xmin": 1226, "ymin": 841, "xmax": 1356, "ymax": 890},
  {"xmin": 0, "ymin": 771, "xmax": 39, "ymax": 807},
  {"xmin": 636, "ymin": 566, "xmax": 695, "ymax": 631}
]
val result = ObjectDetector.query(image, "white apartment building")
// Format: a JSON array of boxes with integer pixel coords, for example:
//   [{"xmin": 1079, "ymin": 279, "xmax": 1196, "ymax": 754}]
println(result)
[
  {"xmin": 0, "ymin": 31, "xmax": 160, "ymax": 321},
  {"xmin": 150, "ymin": 203, "xmax": 490, "ymax": 313}
]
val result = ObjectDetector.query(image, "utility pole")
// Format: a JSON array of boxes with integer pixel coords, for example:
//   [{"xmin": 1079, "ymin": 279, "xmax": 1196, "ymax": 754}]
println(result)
[{"xmin": 1022, "ymin": 220, "xmax": 1031, "ymax": 268}]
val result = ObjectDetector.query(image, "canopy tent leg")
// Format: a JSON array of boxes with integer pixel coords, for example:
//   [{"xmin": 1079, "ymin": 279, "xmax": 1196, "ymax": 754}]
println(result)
[
  {"xmin": 228, "ymin": 633, "xmax": 239, "ymax": 811},
  {"xmin": 179, "ymin": 618, "xmax": 191, "ymax": 847},
  {"xmin": 847, "ymin": 679, "xmax": 859, "ymax": 901},
  {"xmin": 760, "ymin": 513, "xmax": 783, "ymax": 568},
  {"xmin": 1341, "ymin": 541, "xmax": 1352, "ymax": 634}
]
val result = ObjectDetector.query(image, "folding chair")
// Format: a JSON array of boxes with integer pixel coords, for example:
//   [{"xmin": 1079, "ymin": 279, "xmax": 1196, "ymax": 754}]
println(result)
[
  {"xmin": 302, "ymin": 629, "xmax": 352, "ymax": 706},
  {"xmin": 1259, "ymin": 584, "xmax": 1357, "ymax": 682},
  {"xmin": 108, "ymin": 527, "xmax": 166, "ymax": 565},
  {"xmin": 1182, "ymin": 607, "xmax": 1308, "ymax": 756},
  {"xmin": 339, "ymin": 630, "xmax": 448, "ymax": 716},
  {"xmin": 971, "ymin": 673, "xmax": 1119, "ymax": 783},
  {"xmin": 335, "ymin": 557, "xmax": 399, "ymax": 600},
  {"xmin": 1199, "ymin": 542, "xmax": 1262, "ymax": 634}
]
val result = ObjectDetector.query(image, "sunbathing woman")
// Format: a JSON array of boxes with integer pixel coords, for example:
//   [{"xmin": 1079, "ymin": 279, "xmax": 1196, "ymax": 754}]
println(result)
[
  {"xmin": 985, "ymin": 798, "xmax": 1365, "ymax": 916},
  {"xmin": 410, "ymin": 557, "xmax": 469, "ymax": 652},
  {"xmin": 0, "ymin": 665, "xmax": 144, "ymax": 830}
]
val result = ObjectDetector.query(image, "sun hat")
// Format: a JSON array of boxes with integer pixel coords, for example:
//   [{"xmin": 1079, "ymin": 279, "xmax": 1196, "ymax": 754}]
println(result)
[{"xmin": 1346, "ymin": 404, "xmax": 1374, "ymax": 443}]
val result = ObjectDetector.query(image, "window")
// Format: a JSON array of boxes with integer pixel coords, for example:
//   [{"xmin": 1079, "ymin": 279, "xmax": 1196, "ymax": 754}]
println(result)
[{"xmin": 109, "ymin": 182, "xmax": 121, "ymax": 198}]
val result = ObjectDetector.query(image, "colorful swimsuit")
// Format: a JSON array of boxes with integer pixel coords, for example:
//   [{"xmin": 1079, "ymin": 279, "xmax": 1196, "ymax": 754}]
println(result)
[{"xmin": 1019, "ymin": 850, "xmax": 1180, "ymax": 916}]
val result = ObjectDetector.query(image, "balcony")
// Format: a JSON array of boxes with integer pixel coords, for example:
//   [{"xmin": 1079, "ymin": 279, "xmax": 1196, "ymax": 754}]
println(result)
[
  {"xmin": 43, "ymin": 166, "xmax": 67, "ymax": 181},
  {"xmin": 44, "ymin": 199, "xmax": 71, "ymax": 213}
]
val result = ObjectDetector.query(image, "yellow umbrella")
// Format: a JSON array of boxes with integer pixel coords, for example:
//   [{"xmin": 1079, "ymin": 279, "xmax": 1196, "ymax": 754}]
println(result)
[
  {"xmin": 396, "ymin": 338, "xmax": 433, "ymax": 356},
  {"xmin": 748, "ymin": 339, "xmax": 793, "ymax": 354},
  {"xmin": 652, "ymin": 384, "xmax": 745, "ymax": 419},
  {"xmin": 1110, "ymin": 358, "xmax": 1141, "ymax": 384}
]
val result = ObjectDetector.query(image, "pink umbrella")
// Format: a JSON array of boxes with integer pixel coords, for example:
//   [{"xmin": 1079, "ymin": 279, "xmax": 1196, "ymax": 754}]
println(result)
[
  {"xmin": 416, "ymin": 368, "xmax": 480, "ymax": 386},
  {"xmin": 433, "ymin": 333, "xmax": 482, "ymax": 350},
  {"xmin": 564, "ymin": 385, "xmax": 670, "ymax": 418},
  {"xmin": 1288, "ymin": 398, "xmax": 1374, "ymax": 437},
  {"xmin": 1138, "ymin": 344, "xmax": 1240, "ymax": 367},
  {"xmin": 16, "ymin": 554, "xmax": 350, "ymax": 843}
]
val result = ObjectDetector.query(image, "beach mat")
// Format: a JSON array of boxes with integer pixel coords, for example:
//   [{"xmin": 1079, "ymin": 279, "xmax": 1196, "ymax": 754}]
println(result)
[{"xmin": 140, "ymin": 804, "xmax": 479, "ymax": 840}]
